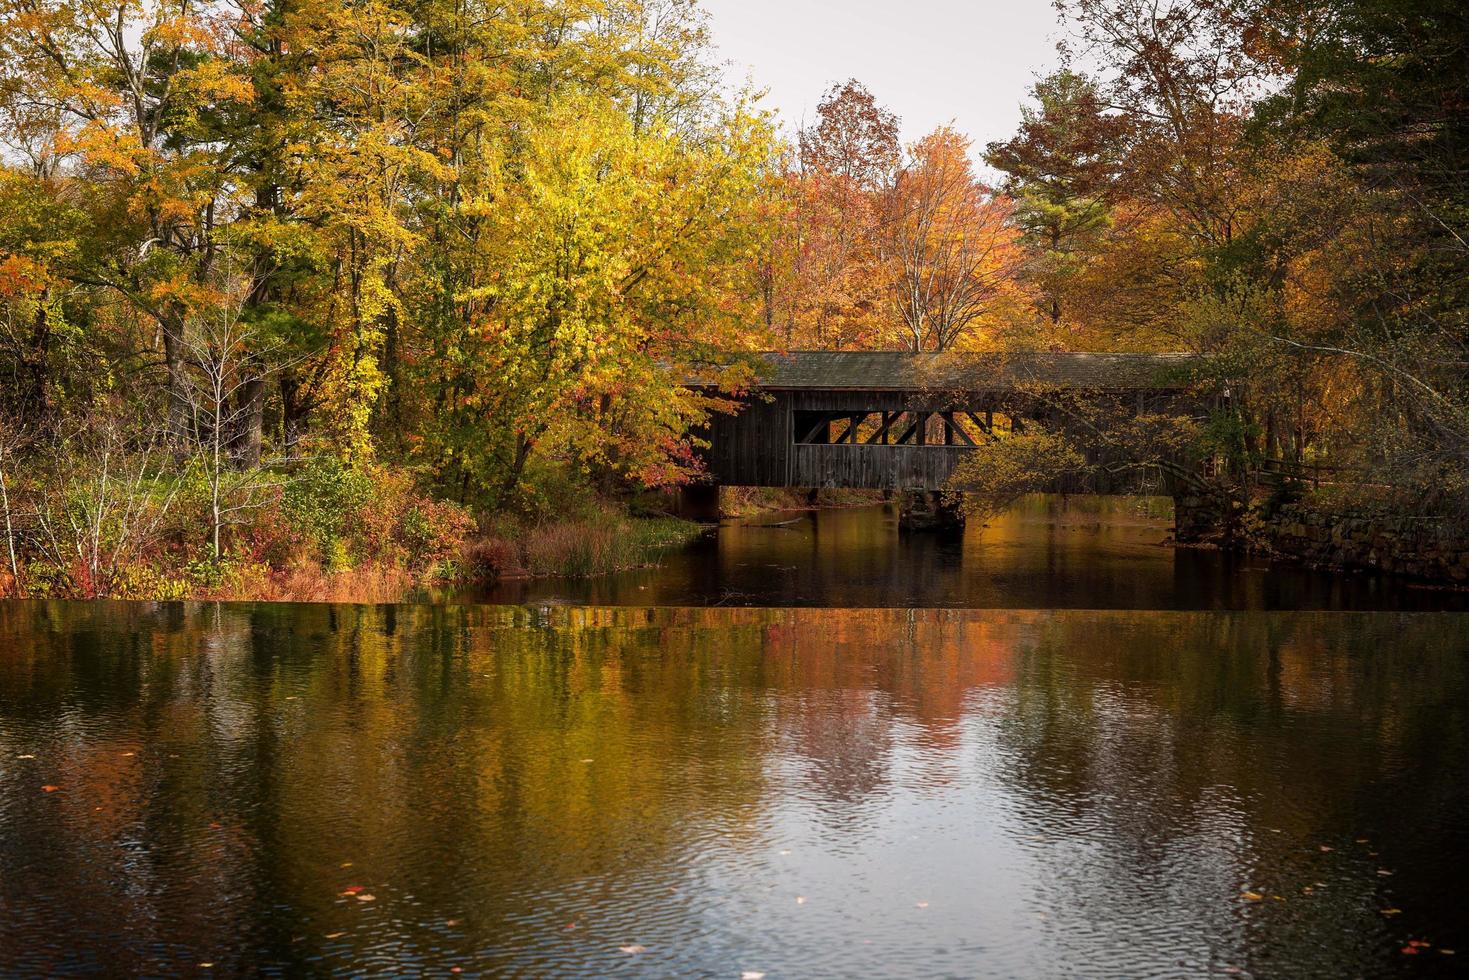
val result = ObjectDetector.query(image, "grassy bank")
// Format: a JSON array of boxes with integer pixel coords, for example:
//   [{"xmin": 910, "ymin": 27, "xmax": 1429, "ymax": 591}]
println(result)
[
  {"xmin": 0, "ymin": 459, "xmax": 703, "ymax": 604},
  {"xmin": 482, "ymin": 511, "xmax": 704, "ymax": 581},
  {"xmin": 718, "ymin": 486, "xmax": 886, "ymax": 517}
]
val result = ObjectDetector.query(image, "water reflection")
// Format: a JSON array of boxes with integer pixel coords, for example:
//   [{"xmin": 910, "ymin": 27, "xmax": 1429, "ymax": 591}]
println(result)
[
  {"xmin": 2, "ymin": 601, "xmax": 1466, "ymax": 977},
  {"xmin": 473, "ymin": 496, "xmax": 1469, "ymax": 610}
]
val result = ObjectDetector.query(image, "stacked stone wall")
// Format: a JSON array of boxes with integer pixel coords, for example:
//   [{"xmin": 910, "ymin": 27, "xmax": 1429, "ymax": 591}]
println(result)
[{"xmin": 1253, "ymin": 502, "xmax": 1469, "ymax": 583}]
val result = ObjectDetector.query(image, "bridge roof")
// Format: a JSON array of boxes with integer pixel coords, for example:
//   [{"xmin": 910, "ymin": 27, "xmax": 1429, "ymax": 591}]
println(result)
[{"xmin": 732, "ymin": 351, "xmax": 1196, "ymax": 391}]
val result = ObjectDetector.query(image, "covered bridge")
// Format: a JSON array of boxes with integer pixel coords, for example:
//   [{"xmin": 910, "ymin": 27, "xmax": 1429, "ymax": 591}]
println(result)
[{"xmin": 690, "ymin": 351, "xmax": 1198, "ymax": 492}]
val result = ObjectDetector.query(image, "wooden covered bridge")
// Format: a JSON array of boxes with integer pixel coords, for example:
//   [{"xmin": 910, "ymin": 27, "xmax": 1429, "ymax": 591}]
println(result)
[{"xmin": 687, "ymin": 351, "xmax": 1198, "ymax": 499}]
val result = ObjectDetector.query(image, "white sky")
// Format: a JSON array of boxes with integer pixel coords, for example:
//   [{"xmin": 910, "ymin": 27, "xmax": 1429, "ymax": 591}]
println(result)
[{"xmin": 702, "ymin": 0, "xmax": 1066, "ymax": 151}]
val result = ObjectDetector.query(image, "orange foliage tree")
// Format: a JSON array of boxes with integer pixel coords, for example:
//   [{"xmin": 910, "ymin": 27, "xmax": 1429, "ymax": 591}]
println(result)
[{"xmin": 881, "ymin": 128, "xmax": 1025, "ymax": 352}]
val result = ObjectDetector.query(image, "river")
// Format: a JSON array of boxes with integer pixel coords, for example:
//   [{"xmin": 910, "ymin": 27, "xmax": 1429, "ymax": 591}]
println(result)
[
  {"xmin": 1, "ymin": 497, "xmax": 1466, "ymax": 977},
  {"xmin": 475, "ymin": 496, "xmax": 1469, "ymax": 610}
]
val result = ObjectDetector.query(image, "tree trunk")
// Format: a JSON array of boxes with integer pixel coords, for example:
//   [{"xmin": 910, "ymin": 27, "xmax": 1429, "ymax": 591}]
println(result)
[
  {"xmin": 496, "ymin": 434, "xmax": 533, "ymax": 507},
  {"xmin": 231, "ymin": 369, "xmax": 266, "ymax": 469},
  {"xmin": 160, "ymin": 313, "xmax": 191, "ymax": 442},
  {"xmin": 281, "ymin": 372, "xmax": 308, "ymax": 455},
  {"xmin": 18, "ymin": 289, "xmax": 52, "ymax": 423}
]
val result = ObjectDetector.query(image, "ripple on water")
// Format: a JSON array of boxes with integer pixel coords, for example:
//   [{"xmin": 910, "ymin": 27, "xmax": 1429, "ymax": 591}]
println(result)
[{"xmin": 1, "ymin": 603, "xmax": 1468, "ymax": 977}]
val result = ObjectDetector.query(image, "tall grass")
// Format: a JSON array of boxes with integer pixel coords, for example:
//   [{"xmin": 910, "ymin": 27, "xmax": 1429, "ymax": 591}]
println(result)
[{"xmin": 520, "ymin": 514, "xmax": 700, "ymax": 578}]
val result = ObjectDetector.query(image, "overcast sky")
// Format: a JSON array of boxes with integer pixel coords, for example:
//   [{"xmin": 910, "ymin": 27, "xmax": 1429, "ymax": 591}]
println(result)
[{"xmin": 701, "ymin": 0, "xmax": 1066, "ymax": 151}]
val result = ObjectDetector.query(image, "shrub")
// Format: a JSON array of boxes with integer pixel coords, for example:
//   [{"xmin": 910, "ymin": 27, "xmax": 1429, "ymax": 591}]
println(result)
[
  {"xmin": 282, "ymin": 459, "xmax": 376, "ymax": 560},
  {"xmin": 398, "ymin": 499, "xmax": 477, "ymax": 573},
  {"xmin": 949, "ymin": 429, "xmax": 1087, "ymax": 520}
]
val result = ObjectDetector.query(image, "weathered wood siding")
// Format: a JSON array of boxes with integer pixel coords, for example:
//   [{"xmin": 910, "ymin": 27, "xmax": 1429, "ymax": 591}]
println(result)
[
  {"xmin": 790, "ymin": 444, "xmax": 969, "ymax": 490},
  {"xmin": 704, "ymin": 392, "xmax": 790, "ymax": 486}
]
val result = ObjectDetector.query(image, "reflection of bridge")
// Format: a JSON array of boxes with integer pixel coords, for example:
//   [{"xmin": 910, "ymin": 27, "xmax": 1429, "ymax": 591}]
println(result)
[{"xmin": 690, "ymin": 352, "xmax": 1198, "ymax": 495}]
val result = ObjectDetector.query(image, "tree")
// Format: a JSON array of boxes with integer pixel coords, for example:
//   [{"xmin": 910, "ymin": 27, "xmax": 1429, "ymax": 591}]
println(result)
[
  {"xmin": 882, "ymin": 128, "xmax": 1024, "ymax": 352},
  {"xmin": 799, "ymin": 80, "xmax": 902, "ymax": 192},
  {"xmin": 407, "ymin": 92, "xmax": 777, "ymax": 507},
  {"xmin": 986, "ymin": 71, "xmax": 1127, "ymax": 328},
  {"xmin": 1059, "ymin": 0, "xmax": 1264, "ymax": 246},
  {"xmin": 180, "ymin": 293, "xmax": 290, "ymax": 561},
  {"xmin": 760, "ymin": 80, "xmax": 902, "ymax": 350},
  {"xmin": 0, "ymin": 0, "xmax": 257, "ymax": 439},
  {"xmin": 1249, "ymin": 0, "xmax": 1469, "ymax": 488}
]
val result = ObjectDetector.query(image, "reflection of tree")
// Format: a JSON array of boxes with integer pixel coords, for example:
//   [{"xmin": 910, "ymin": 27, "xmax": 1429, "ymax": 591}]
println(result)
[
  {"xmin": 2, "ymin": 604, "xmax": 1467, "ymax": 975},
  {"xmin": 991, "ymin": 611, "xmax": 1469, "ymax": 975}
]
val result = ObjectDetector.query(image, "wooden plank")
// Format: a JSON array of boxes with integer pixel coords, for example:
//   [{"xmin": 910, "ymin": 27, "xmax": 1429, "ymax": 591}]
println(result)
[
  {"xmin": 942, "ymin": 412, "xmax": 975, "ymax": 447},
  {"xmin": 790, "ymin": 444, "xmax": 972, "ymax": 490}
]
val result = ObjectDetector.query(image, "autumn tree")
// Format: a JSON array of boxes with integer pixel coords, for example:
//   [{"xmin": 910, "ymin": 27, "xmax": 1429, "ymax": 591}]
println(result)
[
  {"xmin": 407, "ymin": 93, "xmax": 776, "ymax": 507},
  {"xmin": 1247, "ymin": 0, "xmax": 1469, "ymax": 490},
  {"xmin": 799, "ymin": 79, "xmax": 901, "ymax": 190},
  {"xmin": 881, "ymin": 128, "xmax": 1023, "ymax": 352},
  {"xmin": 764, "ymin": 80, "xmax": 900, "ymax": 349},
  {"xmin": 0, "ymin": 0, "xmax": 257, "ymax": 438}
]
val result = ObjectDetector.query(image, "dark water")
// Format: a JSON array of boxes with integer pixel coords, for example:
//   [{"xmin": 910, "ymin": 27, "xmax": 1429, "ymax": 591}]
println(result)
[
  {"xmin": 3, "ymin": 601, "xmax": 1469, "ymax": 977},
  {"xmin": 3, "ymin": 497, "xmax": 1469, "ymax": 977},
  {"xmin": 474, "ymin": 497, "xmax": 1469, "ymax": 611}
]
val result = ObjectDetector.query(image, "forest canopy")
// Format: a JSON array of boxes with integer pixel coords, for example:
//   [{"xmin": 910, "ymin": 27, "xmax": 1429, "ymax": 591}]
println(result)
[{"xmin": 0, "ymin": 0, "xmax": 1465, "ymax": 597}]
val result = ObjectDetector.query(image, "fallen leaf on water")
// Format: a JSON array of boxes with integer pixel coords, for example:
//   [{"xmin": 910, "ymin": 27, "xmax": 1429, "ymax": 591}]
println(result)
[
  {"xmin": 446, "ymin": 919, "xmax": 463, "ymax": 927},
  {"xmin": 619, "ymin": 945, "xmax": 647, "ymax": 955},
  {"xmin": 1382, "ymin": 909, "xmax": 1402, "ymax": 916},
  {"xmin": 1441, "ymin": 949, "xmax": 1456, "ymax": 955},
  {"xmin": 1408, "ymin": 940, "xmax": 1432, "ymax": 948},
  {"xmin": 323, "ymin": 932, "xmax": 346, "ymax": 940},
  {"xmin": 580, "ymin": 759, "xmax": 594, "ymax": 764},
  {"xmin": 354, "ymin": 893, "xmax": 376, "ymax": 903},
  {"xmin": 565, "ymin": 923, "xmax": 577, "ymax": 930},
  {"xmin": 1318, "ymin": 846, "xmax": 1333, "ymax": 852},
  {"xmin": 340, "ymin": 862, "xmax": 353, "ymax": 868},
  {"xmin": 340, "ymin": 885, "xmax": 364, "ymax": 895},
  {"xmin": 1377, "ymin": 870, "xmax": 1394, "ymax": 876},
  {"xmin": 1272, "ymin": 896, "xmax": 1285, "ymax": 902},
  {"xmin": 209, "ymin": 822, "xmax": 223, "ymax": 830},
  {"xmin": 121, "ymin": 752, "xmax": 134, "ymax": 757},
  {"xmin": 16, "ymin": 754, "xmax": 34, "ymax": 760},
  {"xmin": 450, "ymin": 968, "xmax": 462, "ymax": 974},
  {"xmin": 1241, "ymin": 892, "xmax": 1264, "ymax": 902},
  {"xmin": 1402, "ymin": 947, "xmax": 1422, "ymax": 956},
  {"xmin": 198, "ymin": 963, "xmax": 213, "ymax": 969},
  {"xmin": 41, "ymin": 785, "xmax": 59, "ymax": 793}
]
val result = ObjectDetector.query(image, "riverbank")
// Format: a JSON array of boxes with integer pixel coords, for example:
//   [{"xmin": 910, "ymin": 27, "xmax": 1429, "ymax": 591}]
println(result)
[
  {"xmin": 0, "ymin": 458, "xmax": 704, "ymax": 604},
  {"xmin": 716, "ymin": 486, "xmax": 886, "ymax": 517},
  {"xmin": 1247, "ymin": 492, "xmax": 1469, "ymax": 585},
  {"xmin": 1174, "ymin": 483, "xmax": 1469, "ymax": 587}
]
